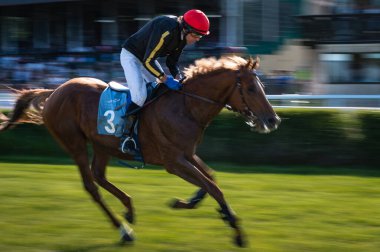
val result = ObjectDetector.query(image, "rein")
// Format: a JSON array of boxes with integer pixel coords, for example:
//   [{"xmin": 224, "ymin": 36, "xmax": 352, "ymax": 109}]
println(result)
[
  {"xmin": 125, "ymin": 88, "xmax": 170, "ymax": 115},
  {"xmin": 175, "ymin": 89, "xmax": 222, "ymax": 106}
]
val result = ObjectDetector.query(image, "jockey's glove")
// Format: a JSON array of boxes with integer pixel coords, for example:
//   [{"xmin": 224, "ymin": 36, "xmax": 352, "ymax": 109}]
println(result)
[{"xmin": 164, "ymin": 76, "xmax": 182, "ymax": 90}]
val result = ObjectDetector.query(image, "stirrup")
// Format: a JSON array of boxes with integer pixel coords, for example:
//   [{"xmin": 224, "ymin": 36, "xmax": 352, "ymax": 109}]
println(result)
[{"xmin": 120, "ymin": 136, "xmax": 137, "ymax": 154}]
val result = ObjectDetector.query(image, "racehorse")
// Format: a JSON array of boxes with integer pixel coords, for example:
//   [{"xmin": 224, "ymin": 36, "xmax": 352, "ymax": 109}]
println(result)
[{"xmin": 0, "ymin": 56, "xmax": 280, "ymax": 247}]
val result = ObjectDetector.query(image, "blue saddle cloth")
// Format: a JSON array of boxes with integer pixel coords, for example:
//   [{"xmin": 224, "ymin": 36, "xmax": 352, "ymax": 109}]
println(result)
[
  {"xmin": 97, "ymin": 82, "xmax": 148, "ymax": 164},
  {"xmin": 97, "ymin": 82, "xmax": 131, "ymax": 137},
  {"xmin": 97, "ymin": 81, "xmax": 160, "ymax": 164},
  {"xmin": 97, "ymin": 81, "xmax": 159, "ymax": 137}
]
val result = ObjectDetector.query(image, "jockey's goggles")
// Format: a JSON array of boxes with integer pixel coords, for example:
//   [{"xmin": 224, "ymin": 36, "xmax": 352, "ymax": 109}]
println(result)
[{"xmin": 189, "ymin": 32, "xmax": 203, "ymax": 39}]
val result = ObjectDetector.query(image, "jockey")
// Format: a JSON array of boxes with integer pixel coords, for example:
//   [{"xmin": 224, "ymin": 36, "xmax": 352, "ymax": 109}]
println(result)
[{"xmin": 120, "ymin": 9, "xmax": 210, "ymax": 114}]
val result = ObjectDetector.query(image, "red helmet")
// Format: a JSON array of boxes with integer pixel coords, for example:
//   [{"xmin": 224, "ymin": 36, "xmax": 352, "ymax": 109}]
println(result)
[{"xmin": 183, "ymin": 9, "xmax": 210, "ymax": 36}]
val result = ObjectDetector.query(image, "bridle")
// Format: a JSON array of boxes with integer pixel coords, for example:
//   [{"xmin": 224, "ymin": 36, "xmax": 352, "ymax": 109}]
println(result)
[{"xmin": 176, "ymin": 70, "xmax": 259, "ymax": 119}]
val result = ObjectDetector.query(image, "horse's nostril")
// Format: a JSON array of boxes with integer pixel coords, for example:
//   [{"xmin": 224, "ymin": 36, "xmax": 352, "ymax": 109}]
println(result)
[
  {"xmin": 267, "ymin": 117, "xmax": 280, "ymax": 127},
  {"xmin": 268, "ymin": 118, "xmax": 276, "ymax": 125}
]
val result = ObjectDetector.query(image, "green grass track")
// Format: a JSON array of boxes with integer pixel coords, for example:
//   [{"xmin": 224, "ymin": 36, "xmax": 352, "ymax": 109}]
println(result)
[{"xmin": 0, "ymin": 162, "xmax": 380, "ymax": 252}]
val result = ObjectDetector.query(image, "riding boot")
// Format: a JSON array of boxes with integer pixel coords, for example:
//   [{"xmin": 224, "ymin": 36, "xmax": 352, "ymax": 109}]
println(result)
[
  {"xmin": 120, "ymin": 102, "xmax": 141, "ymax": 155},
  {"xmin": 126, "ymin": 102, "xmax": 141, "ymax": 116},
  {"xmin": 125, "ymin": 102, "xmax": 140, "ymax": 132}
]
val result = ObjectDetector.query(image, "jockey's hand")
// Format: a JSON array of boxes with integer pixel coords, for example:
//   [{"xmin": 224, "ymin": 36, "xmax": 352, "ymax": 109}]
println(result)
[
  {"xmin": 175, "ymin": 73, "xmax": 183, "ymax": 80},
  {"xmin": 164, "ymin": 75, "xmax": 182, "ymax": 90}
]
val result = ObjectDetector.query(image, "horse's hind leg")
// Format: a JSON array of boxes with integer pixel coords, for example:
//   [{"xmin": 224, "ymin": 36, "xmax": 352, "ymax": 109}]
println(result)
[
  {"xmin": 91, "ymin": 149, "xmax": 135, "ymax": 224},
  {"xmin": 47, "ymin": 127, "xmax": 134, "ymax": 242},
  {"xmin": 74, "ymin": 153, "xmax": 118, "ymax": 226},
  {"xmin": 171, "ymin": 155, "xmax": 212, "ymax": 209},
  {"xmin": 74, "ymin": 152, "xmax": 134, "ymax": 242}
]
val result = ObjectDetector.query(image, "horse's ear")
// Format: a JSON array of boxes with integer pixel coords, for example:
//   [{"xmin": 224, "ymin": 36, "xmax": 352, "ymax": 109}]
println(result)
[
  {"xmin": 252, "ymin": 56, "xmax": 260, "ymax": 70},
  {"xmin": 246, "ymin": 57, "xmax": 254, "ymax": 70},
  {"xmin": 246, "ymin": 56, "xmax": 260, "ymax": 70}
]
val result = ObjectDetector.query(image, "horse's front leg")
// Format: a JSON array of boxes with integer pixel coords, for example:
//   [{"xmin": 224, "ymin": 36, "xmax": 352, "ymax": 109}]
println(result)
[
  {"xmin": 171, "ymin": 155, "xmax": 212, "ymax": 209},
  {"xmin": 165, "ymin": 154, "xmax": 246, "ymax": 247},
  {"xmin": 171, "ymin": 188, "xmax": 207, "ymax": 209}
]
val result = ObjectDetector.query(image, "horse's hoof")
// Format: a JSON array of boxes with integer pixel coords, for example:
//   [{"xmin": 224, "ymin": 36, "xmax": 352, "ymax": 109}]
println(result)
[
  {"xmin": 119, "ymin": 223, "xmax": 134, "ymax": 244},
  {"xmin": 170, "ymin": 198, "xmax": 194, "ymax": 209},
  {"xmin": 120, "ymin": 232, "xmax": 135, "ymax": 244},
  {"xmin": 235, "ymin": 234, "xmax": 246, "ymax": 247},
  {"xmin": 234, "ymin": 228, "xmax": 247, "ymax": 248},
  {"xmin": 124, "ymin": 211, "xmax": 134, "ymax": 224}
]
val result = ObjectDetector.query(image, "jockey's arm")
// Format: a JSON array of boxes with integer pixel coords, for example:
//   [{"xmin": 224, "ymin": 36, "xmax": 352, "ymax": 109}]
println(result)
[
  {"xmin": 142, "ymin": 29, "xmax": 182, "ymax": 86},
  {"xmin": 166, "ymin": 50, "xmax": 182, "ymax": 79},
  {"xmin": 143, "ymin": 30, "xmax": 170, "ymax": 80}
]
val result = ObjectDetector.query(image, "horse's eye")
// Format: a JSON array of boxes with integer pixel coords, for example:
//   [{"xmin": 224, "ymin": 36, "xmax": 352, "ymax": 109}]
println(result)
[{"xmin": 248, "ymin": 86, "xmax": 256, "ymax": 93}]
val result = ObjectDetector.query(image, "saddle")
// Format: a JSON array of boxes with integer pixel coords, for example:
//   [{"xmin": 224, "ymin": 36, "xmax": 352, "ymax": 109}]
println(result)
[{"xmin": 97, "ymin": 81, "xmax": 165, "ymax": 162}]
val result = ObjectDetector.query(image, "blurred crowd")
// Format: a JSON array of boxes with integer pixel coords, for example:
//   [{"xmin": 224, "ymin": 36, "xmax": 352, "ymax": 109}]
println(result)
[
  {"xmin": 0, "ymin": 53, "xmax": 308, "ymax": 94},
  {"xmin": 0, "ymin": 55, "xmax": 125, "ymax": 89}
]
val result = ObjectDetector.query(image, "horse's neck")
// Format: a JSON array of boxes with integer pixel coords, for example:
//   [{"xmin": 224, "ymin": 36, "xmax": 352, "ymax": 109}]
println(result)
[{"xmin": 184, "ymin": 71, "xmax": 236, "ymax": 127}]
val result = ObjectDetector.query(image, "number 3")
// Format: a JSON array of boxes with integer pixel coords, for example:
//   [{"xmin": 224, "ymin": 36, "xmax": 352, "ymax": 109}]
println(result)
[{"xmin": 104, "ymin": 110, "xmax": 116, "ymax": 134}]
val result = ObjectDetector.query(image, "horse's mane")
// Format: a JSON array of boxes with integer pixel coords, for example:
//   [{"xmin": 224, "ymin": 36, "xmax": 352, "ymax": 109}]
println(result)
[{"xmin": 183, "ymin": 56, "xmax": 253, "ymax": 80}]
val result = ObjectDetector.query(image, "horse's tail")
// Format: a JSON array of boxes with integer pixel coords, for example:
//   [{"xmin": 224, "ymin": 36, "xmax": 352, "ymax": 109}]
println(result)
[{"xmin": 0, "ymin": 88, "xmax": 55, "ymax": 132}]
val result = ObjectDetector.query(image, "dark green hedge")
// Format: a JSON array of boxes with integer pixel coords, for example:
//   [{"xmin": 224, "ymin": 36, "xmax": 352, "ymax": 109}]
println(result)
[
  {"xmin": 199, "ymin": 108, "xmax": 380, "ymax": 167},
  {"xmin": 0, "ymin": 108, "xmax": 379, "ymax": 167},
  {"xmin": 0, "ymin": 124, "xmax": 67, "ymax": 157}
]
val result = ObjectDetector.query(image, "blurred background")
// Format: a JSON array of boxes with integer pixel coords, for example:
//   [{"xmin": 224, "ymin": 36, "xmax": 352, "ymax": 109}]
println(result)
[
  {"xmin": 1, "ymin": 3, "xmax": 380, "ymax": 251},
  {"xmin": 0, "ymin": 0, "xmax": 379, "ymax": 105},
  {"xmin": 0, "ymin": 1, "xmax": 379, "ymax": 164}
]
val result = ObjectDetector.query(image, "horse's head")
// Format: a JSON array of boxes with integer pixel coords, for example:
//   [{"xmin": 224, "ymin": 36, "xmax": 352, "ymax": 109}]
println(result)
[{"xmin": 226, "ymin": 57, "xmax": 280, "ymax": 133}]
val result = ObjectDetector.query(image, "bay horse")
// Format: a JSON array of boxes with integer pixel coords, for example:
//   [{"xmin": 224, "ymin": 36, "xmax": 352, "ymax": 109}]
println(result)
[{"xmin": 0, "ymin": 56, "xmax": 280, "ymax": 247}]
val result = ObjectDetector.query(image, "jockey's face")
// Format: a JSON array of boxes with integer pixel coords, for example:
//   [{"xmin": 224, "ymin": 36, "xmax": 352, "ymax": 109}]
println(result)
[{"xmin": 185, "ymin": 32, "xmax": 202, "ymax": 45}]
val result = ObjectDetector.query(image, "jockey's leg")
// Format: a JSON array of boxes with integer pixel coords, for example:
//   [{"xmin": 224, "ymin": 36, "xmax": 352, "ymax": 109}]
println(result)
[
  {"xmin": 125, "ymin": 102, "xmax": 141, "ymax": 141},
  {"xmin": 126, "ymin": 102, "xmax": 140, "ymax": 115},
  {"xmin": 119, "ymin": 102, "xmax": 139, "ymax": 154},
  {"xmin": 120, "ymin": 49, "xmax": 146, "ymax": 154},
  {"xmin": 120, "ymin": 48, "xmax": 147, "ymax": 107},
  {"xmin": 124, "ymin": 101, "xmax": 140, "ymax": 131},
  {"xmin": 121, "ymin": 101, "xmax": 140, "ymax": 154}
]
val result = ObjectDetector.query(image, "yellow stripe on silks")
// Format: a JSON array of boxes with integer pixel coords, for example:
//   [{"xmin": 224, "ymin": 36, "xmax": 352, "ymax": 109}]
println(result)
[{"xmin": 145, "ymin": 31, "xmax": 170, "ymax": 77}]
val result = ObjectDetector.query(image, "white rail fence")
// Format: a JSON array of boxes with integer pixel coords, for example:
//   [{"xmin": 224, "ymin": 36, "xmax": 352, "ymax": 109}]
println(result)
[
  {"xmin": 0, "ymin": 91, "xmax": 16, "ymax": 109},
  {"xmin": 267, "ymin": 94, "xmax": 380, "ymax": 110}
]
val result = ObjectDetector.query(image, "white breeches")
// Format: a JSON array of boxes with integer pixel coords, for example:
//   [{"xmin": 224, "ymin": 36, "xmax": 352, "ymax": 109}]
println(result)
[{"xmin": 120, "ymin": 48, "xmax": 162, "ymax": 106}]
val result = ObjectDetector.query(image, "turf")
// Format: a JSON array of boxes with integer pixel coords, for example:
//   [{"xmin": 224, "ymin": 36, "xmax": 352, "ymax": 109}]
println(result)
[{"xmin": 0, "ymin": 162, "xmax": 379, "ymax": 252}]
